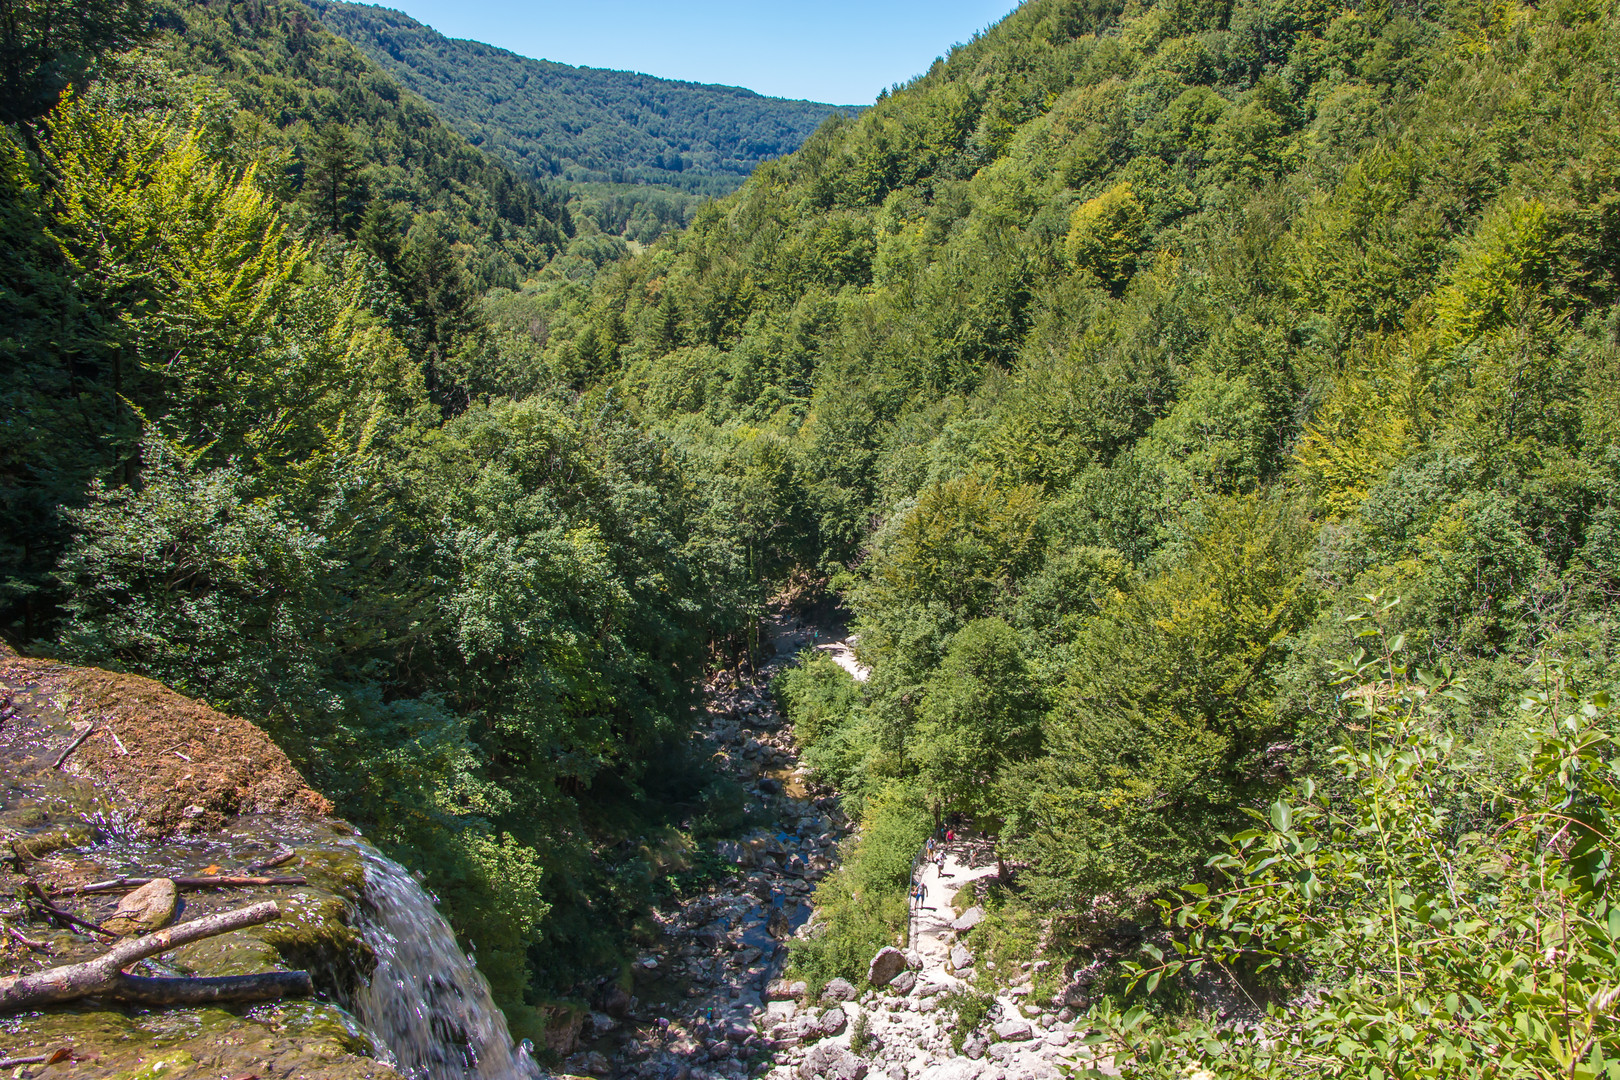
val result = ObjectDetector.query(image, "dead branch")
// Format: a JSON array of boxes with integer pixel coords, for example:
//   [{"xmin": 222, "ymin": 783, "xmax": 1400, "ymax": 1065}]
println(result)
[
  {"xmin": 3, "ymin": 922, "xmax": 49, "ymax": 952},
  {"xmin": 0, "ymin": 1049, "xmax": 70, "ymax": 1068},
  {"xmin": 59, "ymin": 875, "xmax": 306, "ymax": 897},
  {"xmin": 24, "ymin": 882, "xmax": 114, "ymax": 940},
  {"xmin": 247, "ymin": 851, "xmax": 298, "ymax": 871},
  {"xmin": 0, "ymin": 901, "xmax": 284, "ymax": 1013},
  {"xmin": 52, "ymin": 724, "xmax": 96, "ymax": 769}
]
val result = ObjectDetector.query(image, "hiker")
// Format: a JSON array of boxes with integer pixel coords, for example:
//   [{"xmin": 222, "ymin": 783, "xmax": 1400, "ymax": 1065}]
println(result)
[{"xmin": 946, "ymin": 828, "xmax": 955, "ymax": 843}]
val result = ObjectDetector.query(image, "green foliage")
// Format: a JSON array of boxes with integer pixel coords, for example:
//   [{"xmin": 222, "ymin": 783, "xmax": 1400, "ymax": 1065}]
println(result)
[
  {"xmin": 788, "ymin": 785, "xmax": 931, "ymax": 988},
  {"xmin": 0, "ymin": 0, "xmax": 151, "ymax": 123},
  {"xmin": 15, "ymin": 0, "xmax": 1620, "ymax": 1060},
  {"xmin": 774, "ymin": 656, "xmax": 861, "ymax": 751},
  {"xmin": 1066, "ymin": 180, "xmax": 1147, "ymax": 292},
  {"xmin": 1090, "ymin": 600, "xmax": 1620, "ymax": 1077},
  {"xmin": 941, "ymin": 989, "xmax": 996, "ymax": 1054},
  {"xmin": 913, "ymin": 618, "xmax": 1045, "ymax": 824}
]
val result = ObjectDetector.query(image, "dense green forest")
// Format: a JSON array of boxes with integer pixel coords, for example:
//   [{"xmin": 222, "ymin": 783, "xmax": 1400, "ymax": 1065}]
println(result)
[
  {"xmin": 0, "ymin": 0, "xmax": 785, "ymax": 1040},
  {"xmin": 526, "ymin": 0, "xmax": 1620, "ymax": 1070},
  {"xmin": 7, "ymin": 0, "xmax": 1620, "ymax": 1072},
  {"xmin": 302, "ymin": 0, "xmax": 857, "ymax": 238}
]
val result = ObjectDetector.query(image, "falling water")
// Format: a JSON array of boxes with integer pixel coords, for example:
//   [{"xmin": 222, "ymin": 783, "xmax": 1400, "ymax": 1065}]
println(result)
[{"xmin": 350, "ymin": 847, "xmax": 542, "ymax": 1080}]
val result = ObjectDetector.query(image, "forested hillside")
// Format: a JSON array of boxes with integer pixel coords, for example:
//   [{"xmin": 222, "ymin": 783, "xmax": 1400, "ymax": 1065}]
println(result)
[
  {"xmin": 527, "ymin": 0, "xmax": 1620, "ymax": 1070},
  {"xmin": 0, "ymin": 0, "xmax": 796, "ymax": 1041},
  {"xmin": 8, "ymin": 0, "xmax": 1620, "ymax": 1072},
  {"xmin": 302, "ymin": 0, "xmax": 857, "ymax": 239}
]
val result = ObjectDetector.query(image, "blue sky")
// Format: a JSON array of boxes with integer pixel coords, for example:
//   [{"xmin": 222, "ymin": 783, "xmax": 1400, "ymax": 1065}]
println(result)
[{"xmin": 376, "ymin": 1, "xmax": 1023, "ymax": 105}]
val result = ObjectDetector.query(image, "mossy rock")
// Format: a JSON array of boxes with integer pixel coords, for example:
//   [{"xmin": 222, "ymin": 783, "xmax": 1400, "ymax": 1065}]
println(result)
[
  {"xmin": 11, "ymin": 822, "xmax": 94, "ymax": 860},
  {"xmin": 0, "ymin": 1000, "xmax": 402, "ymax": 1080}
]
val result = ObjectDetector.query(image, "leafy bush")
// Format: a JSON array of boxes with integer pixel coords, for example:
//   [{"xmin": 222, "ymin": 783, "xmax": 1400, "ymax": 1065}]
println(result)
[{"xmin": 1091, "ymin": 599, "xmax": 1620, "ymax": 1077}]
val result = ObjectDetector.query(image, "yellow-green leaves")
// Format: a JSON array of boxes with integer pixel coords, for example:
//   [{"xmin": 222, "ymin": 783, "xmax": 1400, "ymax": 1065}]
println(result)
[{"xmin": 1065, "ymin": 180, "xmax": 1147, "ymax": 293}]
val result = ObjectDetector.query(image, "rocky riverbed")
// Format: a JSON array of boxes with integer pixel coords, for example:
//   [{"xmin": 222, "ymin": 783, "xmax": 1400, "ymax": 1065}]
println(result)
[
  {"xmin": 564, "ymin": 616, "xmax": 1115, "ymax": 1080},
  {"xmin": 560, "ymin": 626, "xmax": 853, "ymax": 1080}
]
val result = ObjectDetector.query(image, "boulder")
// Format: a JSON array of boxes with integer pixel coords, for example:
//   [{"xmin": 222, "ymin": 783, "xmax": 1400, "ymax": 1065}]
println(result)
[
  {"xmin": 867, "ymin": 946, "xmax": 908, "ymax": 987},
  {"xmin": 822, "ymin": 977, "xmax": 858, "ymax": 1003},
  {"xmin": 888, "ymin": 971, "xmax": 917, "ymax": 996},
  {"xmin": 768, "ymin": 979, "xmax": 807, "ymax": 1001},
  {"xmin": 951, "ymin": 907, "xmax": 985, "ymax": 933},
  {"xmin": 993, "ymin": 1018, "xmax": 1034, "ymax": 1042},
  {"xmin": 100, "ymin": 877, "xmax": 178, "ymax": 936},
  {"xmin": 602, "ymin": 984, "xmax": 633, "ymax": 1018},
  {"xmin": 564, "ymin": 1051, "xmax": 611, "ymax": 1076},
  {"xmin": 949, "ymin": 944, "xmax": 975, "ymax": 972},
  {"xmin": 988, "ymin": 1042, "xmax": 1016, "ymax": 1064},
  {"xmin": 798, "ymin": 1043, "xmax": 868, "ymax": 1080},
  {"xmin": 815, "ymin": 1006, "xmax": 848, "ymax": 1038}
]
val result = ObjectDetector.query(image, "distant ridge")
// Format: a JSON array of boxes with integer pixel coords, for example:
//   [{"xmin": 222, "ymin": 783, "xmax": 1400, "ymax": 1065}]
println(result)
[{"xmin": 301, "ymin": 0, "xmax": 862, "ymax": 197}]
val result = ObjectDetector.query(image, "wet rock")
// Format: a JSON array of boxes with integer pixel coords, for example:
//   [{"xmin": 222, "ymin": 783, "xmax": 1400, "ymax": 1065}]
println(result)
[
  {"xmin": 768, "ymin": 907, "xmax": 793, "ymax": 940},
  {"xmin": 784, "ymin": 854, "xmax": 809, "ymax": 877},
  {"xmin": 867, "ymin": 946, "xmax": 907, "ymax": 987},
  {"xmin": 822, "ymin": 978, "xmax": 857, "ymax": 1003},
  {"xmin": 950, "ymin": 944, "xmax": 975, "ymax": 971},
  {"xmin": 758, "ymin": 777, "xmax": 783, "ymax": 796},
  {"xmin": 952, "ymin": 907, "xmax": 985, "ymax": 933},
  {"xmin": 798, "ymin": 1042, "xmax": 868, "ymax": 1080},
  {"xmin": 10, "ymin": 823, "xmax": 93, "ymax": 861},
  {"xmin": 566, "ymin": 1051, "xmax": 611, "ymax": 1075},
  {"xmin": 993, "ymin": 1019, "xmax": 1034, "ymax": 1042},
  {"xmin": 888, "ymin": 971, "xmax": 917, "ymax": 996},
  {"xmin": 100, "ymin": 876, "xmax": 178, "ymax": 936}
]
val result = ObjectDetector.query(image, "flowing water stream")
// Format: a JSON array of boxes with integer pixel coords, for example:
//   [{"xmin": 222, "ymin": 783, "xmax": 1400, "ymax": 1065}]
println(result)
[{"xmin": 351, "ymin": 847, "xmax": 542, "ymax": 1080}]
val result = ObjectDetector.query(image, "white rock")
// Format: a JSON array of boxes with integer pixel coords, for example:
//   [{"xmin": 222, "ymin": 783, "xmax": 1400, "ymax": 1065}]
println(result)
[{"xmin": 993, "ymin": 1019, "xmax": 1034, "ymax": 1042}]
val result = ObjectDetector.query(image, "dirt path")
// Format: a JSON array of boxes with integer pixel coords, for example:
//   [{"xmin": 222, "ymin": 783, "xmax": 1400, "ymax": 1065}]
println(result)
[{"xmin": 909, "ymin": 843, "xmax": 999, "ymax": 979}]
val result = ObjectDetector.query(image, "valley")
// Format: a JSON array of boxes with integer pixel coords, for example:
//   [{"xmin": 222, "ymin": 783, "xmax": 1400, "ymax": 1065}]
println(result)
[{"xmin": 4, "ymin": 0, "xmax": 1620, "ymax": 1075}]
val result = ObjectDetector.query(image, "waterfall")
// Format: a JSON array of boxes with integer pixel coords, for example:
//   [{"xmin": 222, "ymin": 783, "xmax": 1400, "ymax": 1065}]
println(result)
[{"xmin": 350, "ymin": 847, "xmax": 541, "ymax": 1080}]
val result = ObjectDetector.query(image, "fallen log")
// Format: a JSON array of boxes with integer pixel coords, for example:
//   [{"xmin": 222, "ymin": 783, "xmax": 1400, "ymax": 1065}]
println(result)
[
  {"xmin": 58, "ymin": 875, "xmax": 307, "ymax": 897},
  {"xmin": 107, "ymin": 970, "xmax": 312, "ymax": 1007},
  {"xmin": 0, "ymin": 901, "xmax": 293, "ymax": 1013}
]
